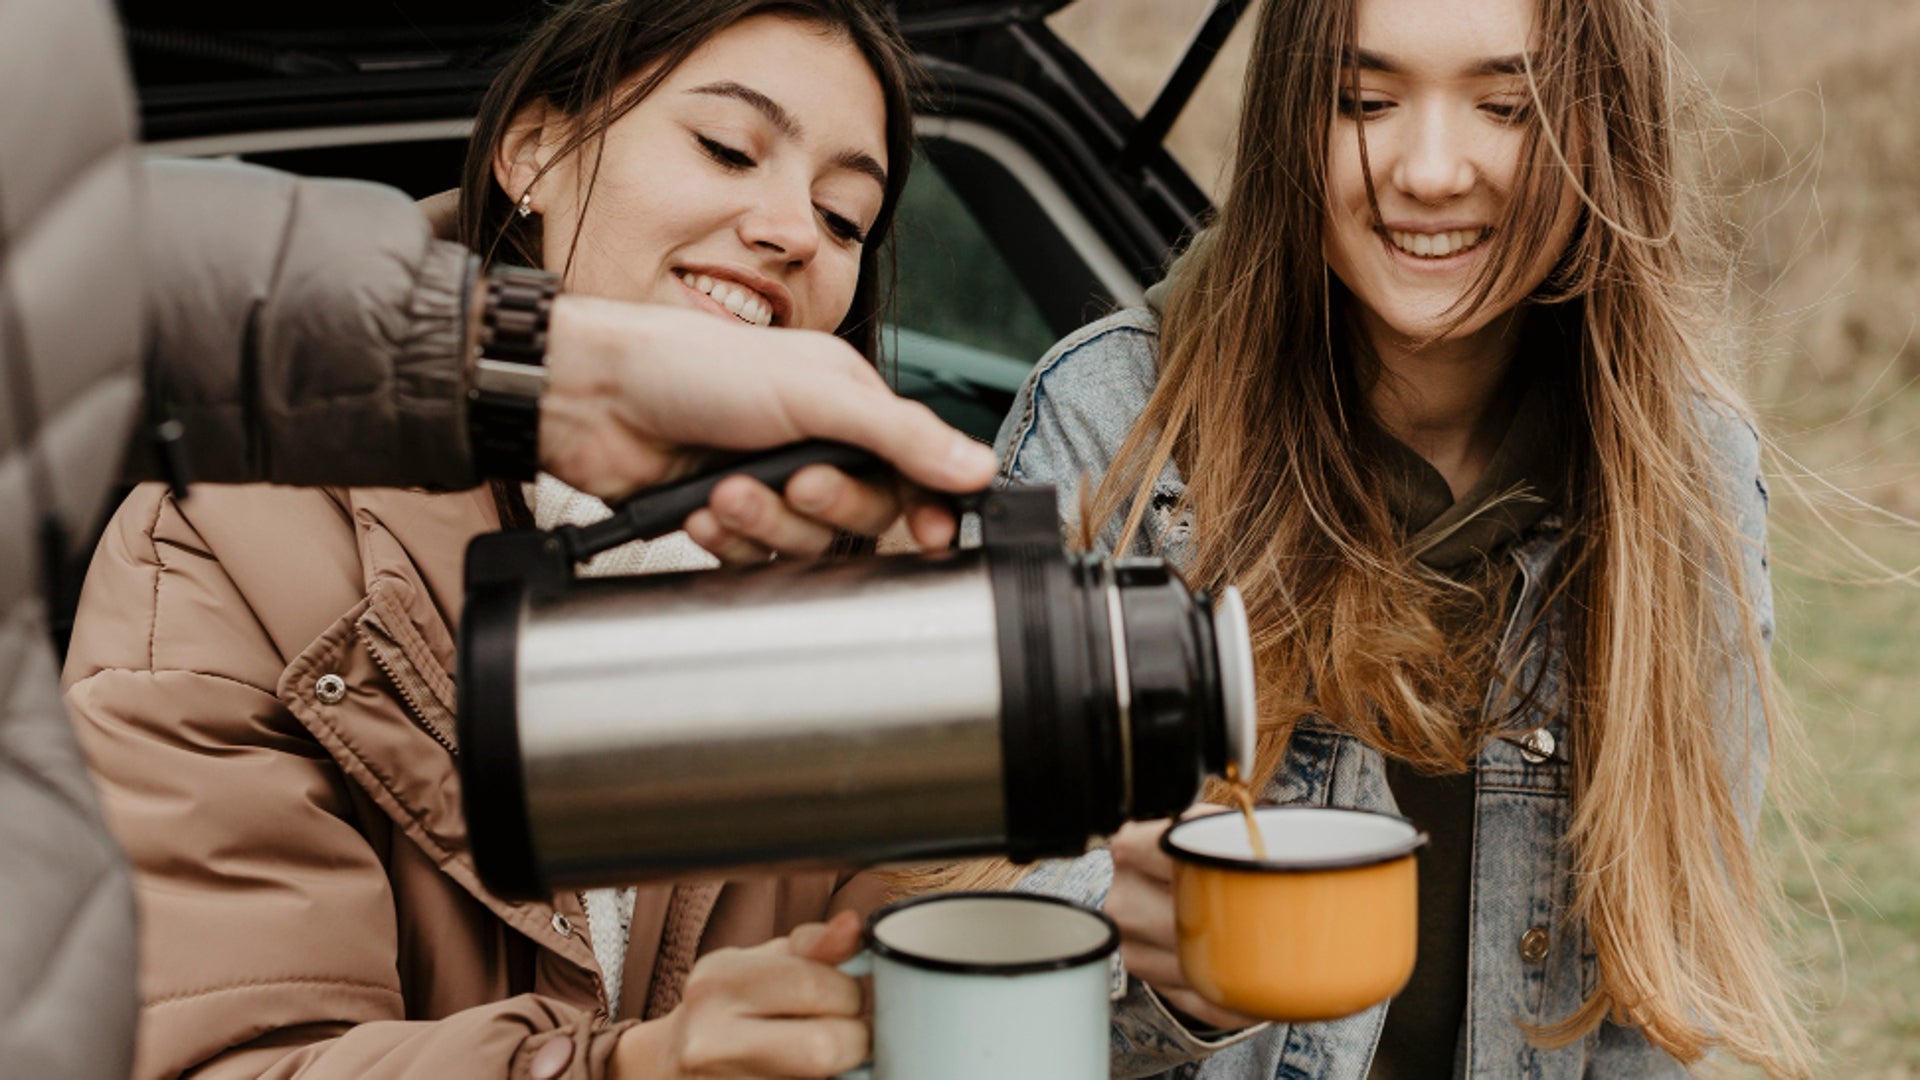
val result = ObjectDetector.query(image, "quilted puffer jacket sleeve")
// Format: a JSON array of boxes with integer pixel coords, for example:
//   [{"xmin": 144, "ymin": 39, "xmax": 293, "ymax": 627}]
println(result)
[{"xmin": 130, "ymin": 158, "xmax": 480, "ymax": 489}]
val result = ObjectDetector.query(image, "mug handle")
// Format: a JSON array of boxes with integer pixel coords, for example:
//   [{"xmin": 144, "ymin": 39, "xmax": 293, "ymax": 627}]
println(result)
[
  {"xmin": 833, "ymin": 951, "xmax": 875, "ymax": 1080},
  {"xmin": 839, "ymin": 951, "xmax": 873, "ymax": 979}
]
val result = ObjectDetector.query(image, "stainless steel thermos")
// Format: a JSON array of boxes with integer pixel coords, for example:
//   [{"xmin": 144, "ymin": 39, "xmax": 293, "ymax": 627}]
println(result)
[{"xmin": 457, "ymin": 443, "xmax": 1255, "ymax": 900}]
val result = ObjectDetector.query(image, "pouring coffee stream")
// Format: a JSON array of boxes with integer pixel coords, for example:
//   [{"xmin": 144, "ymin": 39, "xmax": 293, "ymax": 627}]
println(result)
[
  {"xmin": 456, "ymin": 440, "xmax": 1258, "ymax": 898},
  {"xmin": 1224, "ymin": 762, "xmax": 1267, "ymax": 861}
]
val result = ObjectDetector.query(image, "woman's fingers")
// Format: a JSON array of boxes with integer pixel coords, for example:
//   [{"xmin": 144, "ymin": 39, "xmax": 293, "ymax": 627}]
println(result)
[
  {"xmin": 1106, "ymin": 812, "xmax": 1265, "ymax": 1034},
  {"xmin": 1119, "ymin": 939, "xmax": 1264, "ymax": 1032},
  {"xmin": 728, "ymin": 952, "xmax": 864, "ymax": 1018},
  {"xmin": 898, "ymin": 483, "xmax": 961, "ymax": 551},
  {"xmin": 690, "ymin": 470, "xmax": 926, "ymax": 562},
  {"xmin": 767, "ymin": 356, "xmax": 997, "ymax": 493},
  {"xmin": 687, "ymin": 929, "xmax": 865, "ymax": 1019},
  {"xmin": 1117, "ymin": 938, "xmax": 1187, "ymax": 990},
  {"xmin": 1150, "ymin": 985, "xmax": 1266, "ymax": 1034},
  {"xmin": 682, "ymin": 507, "xmax": 778, "ymax": 565},
  {"xmin": 703, "ymin": 476, "xmax": 842, "ymax": 558},
  {"xmin": 1109, "ymin": 819, "xmax": 1177, "ymax": 886},
  {"xmin": 1104, "ymin": 887, "xmax": 1172, "ymax": 943},
  {"xmin": 631, "ymin": 916, "xmax": 875, "ymax": 1079},
  {"xmin": 788, "ymin": 909, "xmax": 865, "ymax": 964},
  {"xmin": 784, "ymin": 465, "xmax": 905, "ymax": 538},
  {"xmin": 540, "ymin": 300, "xmax": 998, "ymax": 501},
  {"xmin": 708, "ymin": 1016, "xmax": 870, "ymax": 1078}
]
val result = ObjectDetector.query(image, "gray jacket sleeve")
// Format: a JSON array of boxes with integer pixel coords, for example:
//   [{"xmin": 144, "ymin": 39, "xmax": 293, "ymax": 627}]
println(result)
[
  {"xmin": 1702, "ymin": 402, "xmax": 1775, "ymax": 834},
  {"xmin": 131, "ymin": 158, "xmax": 479, "ymax": 488}
]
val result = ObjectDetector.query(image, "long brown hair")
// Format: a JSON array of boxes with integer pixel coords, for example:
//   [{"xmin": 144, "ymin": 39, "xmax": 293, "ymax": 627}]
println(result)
[
  {"xmin": 1098, "ymin": 0, "xmax": 1806, "ymax": 1073},
  {"xmin": 456, "ymin": 0, "xmax": 919, "ymax": 362},
  {"xmin": 897, "ymin": 0, "xmax": 1810, "ymax": 1073}
]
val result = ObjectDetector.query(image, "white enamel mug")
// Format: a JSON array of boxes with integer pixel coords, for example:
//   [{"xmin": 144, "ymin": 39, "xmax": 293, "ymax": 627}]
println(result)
[{"xmin": 836, "ymin": 891, "xmax": 1119, "ymax": 1080}]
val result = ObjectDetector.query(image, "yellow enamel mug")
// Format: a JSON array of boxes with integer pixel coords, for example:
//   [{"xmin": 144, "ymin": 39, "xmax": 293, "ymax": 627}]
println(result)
[{"xmin": 1160, "ymin": 806, "xmax": 1428, "ymax": 1022}]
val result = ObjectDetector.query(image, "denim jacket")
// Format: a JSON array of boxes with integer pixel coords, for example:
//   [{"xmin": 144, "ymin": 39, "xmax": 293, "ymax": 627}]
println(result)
[{"xmin": 993, "ymin": 309, "xmax": 1774, "ymax": 1079}]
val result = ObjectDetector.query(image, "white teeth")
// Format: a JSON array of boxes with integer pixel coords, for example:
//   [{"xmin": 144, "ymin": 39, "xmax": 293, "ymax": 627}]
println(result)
[
  {"xmin": 1387, "ymin": 228, "xmax": 1488, "ymax": 259},
  {"xmin": 676, "ymin": 270, "xmax": 775, "ymax": 326}
]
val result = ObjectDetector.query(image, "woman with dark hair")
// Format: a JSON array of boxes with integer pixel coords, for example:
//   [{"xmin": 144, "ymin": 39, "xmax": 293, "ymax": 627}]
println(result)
[
  {"xmin": 63, "ymin": 3, "xmax": 925, "ymax": 1077},
  {"xmin": 910, "ymin": 0, "xmax": 1811, "ymax": 1075}
]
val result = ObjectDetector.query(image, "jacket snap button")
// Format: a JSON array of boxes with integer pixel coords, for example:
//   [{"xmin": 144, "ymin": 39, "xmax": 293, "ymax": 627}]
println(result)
[
  {"xmin": 1519, "ymin": 728, "xmax": 1556, "ymax": 764},
  {"xmin": 1519, "ymin": 926, "xmax": 1551, "ymax": 963},
  {"xmin": 551, "ymin": 912, "xmax": 573, "ymax": 938},
  {"xmin": 314, "ymin": 674, "xmax": 347, "ymax": 705}
]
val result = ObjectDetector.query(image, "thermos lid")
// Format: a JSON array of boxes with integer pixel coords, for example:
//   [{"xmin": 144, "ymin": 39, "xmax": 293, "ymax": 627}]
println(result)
[{"xmin": 1212, "ymin": 586, "xmax": 1257, "ymax": 783}]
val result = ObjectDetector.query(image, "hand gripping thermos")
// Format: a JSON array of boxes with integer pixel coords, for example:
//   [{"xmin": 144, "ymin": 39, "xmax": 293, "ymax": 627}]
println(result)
[{"xmin": 457, "ymin": 442, "xmax": 1256, "ymax": 898}]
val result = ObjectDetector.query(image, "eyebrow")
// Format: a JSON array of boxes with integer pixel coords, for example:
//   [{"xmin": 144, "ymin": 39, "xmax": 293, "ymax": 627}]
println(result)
[
  {"xmin": 686, "ymin": 79, "xmax": 889, "ymax": 191},
  {"xmin": 1346, "ymin": 49, "xmax": 1533, "ymax": 78}
]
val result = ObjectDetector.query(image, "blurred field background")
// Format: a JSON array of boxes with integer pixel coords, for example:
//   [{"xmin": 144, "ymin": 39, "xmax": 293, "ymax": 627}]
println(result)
[{"xmin": 1047, "ymin": 0, "xmax": 1920, "ymax": 1073}]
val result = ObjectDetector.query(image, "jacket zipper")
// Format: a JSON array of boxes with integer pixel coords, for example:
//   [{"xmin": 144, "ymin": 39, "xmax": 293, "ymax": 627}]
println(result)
[{"xmin": 357, "ymin": 619, "xmax": 459, "ymax": 757}]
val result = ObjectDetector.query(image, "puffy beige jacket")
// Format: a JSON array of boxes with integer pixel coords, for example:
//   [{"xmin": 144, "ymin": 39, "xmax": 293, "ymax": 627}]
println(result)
[{"xmin": 64, "ymin": 481, "xmax": 882, "ymax": 1079}]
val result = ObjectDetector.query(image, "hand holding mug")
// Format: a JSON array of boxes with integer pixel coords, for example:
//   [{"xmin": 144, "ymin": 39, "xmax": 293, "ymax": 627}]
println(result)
[
  {"xmin": 1105, "ymin": 813, "xmax": 1264, "ymax": 1032},
  {"xmin": 611, "ymin": 910, "xmax": 869, "ymax": 1079}
]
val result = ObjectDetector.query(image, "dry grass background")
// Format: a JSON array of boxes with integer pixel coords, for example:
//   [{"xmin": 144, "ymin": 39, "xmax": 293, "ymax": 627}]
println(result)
[{"xmin": 1047, "ymin": 0, "xmax": 1920, "ymax": 1073}]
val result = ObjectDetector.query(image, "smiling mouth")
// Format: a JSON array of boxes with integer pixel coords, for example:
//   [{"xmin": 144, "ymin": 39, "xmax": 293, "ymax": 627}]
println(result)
[
  {"xmin": 673, "ymin": 270, "xmax": 775, "ymax": 327},
  {"xmin": 1384, "ymin": 228, "xmax": 1492, "ymax": 260}
]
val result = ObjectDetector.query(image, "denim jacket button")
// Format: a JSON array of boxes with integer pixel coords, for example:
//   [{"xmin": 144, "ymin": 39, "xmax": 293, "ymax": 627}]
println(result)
[
  {"xmin": 1519, "ymin": 926, "xmax": 1551, "ymax": 963},
  {"xmin": 1519, "ymin": 728, "xmax": 1556, "ymax": 764}
]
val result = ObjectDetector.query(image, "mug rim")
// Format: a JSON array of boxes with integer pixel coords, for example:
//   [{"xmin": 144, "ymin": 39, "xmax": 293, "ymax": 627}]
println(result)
[
  {"xmin": 1161, "ymin": 806, "xmax": 1429, "ymax": 873},
  {"xmin": 863, "ymin": 890, "xmax": 1120, "ymax": 976}
]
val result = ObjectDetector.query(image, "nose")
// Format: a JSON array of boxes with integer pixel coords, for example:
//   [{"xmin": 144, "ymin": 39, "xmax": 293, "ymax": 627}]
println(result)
[
  {"xmin": 737, "ymin": 181, "xmax": 819, "ymax": 267},
  {"xmin": 1387, "ymin": 103, "xmax": 1476, "ymax": 204}
]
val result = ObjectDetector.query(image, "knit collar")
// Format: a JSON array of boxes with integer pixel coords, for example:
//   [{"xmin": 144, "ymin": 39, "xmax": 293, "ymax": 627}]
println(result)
[{"xmin": 525, "ymin": 473, "xmax": 718, "ymax": 578}]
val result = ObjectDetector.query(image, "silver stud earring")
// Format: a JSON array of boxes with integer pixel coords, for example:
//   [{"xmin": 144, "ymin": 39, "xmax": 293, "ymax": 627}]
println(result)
[{"xmin": 517, "ymin": 192, "xmax": 534, "ymax": 218}]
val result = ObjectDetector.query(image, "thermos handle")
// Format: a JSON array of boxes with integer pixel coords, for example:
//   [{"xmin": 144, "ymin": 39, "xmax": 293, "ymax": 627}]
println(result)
[{"xmin": 556, "ymin": 439, "xmax": 888, "ymax": 563}]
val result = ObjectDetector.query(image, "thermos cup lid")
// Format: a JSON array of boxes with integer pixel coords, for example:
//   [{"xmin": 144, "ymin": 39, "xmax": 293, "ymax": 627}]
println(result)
[{"xmin": 1213, "ymin": 586, "xmax": 1257, "ymax": 784}]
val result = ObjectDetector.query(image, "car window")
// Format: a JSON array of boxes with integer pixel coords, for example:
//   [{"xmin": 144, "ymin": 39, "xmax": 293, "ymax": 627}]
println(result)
[
  {"xmin": 885, "ymin": 125, "xmax": 1148, "ymax": 442},
  {"xmin": 885, "ymin": 147, "xmax": 1060, "ymax": 441},
  {"xmin": 888, "ymin": 148, "xmax": 1056, "ymax": 367}
]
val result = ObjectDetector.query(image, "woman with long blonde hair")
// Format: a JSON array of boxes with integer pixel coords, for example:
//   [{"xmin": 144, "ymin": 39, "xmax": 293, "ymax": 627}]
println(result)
[{"xmin": 954, "ymin": 0, "xmax": 1807, "ymax": 1074}]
